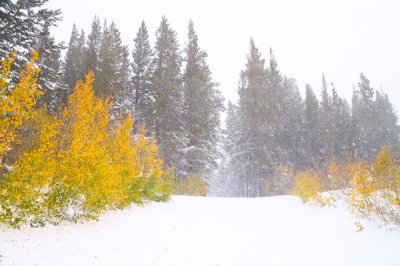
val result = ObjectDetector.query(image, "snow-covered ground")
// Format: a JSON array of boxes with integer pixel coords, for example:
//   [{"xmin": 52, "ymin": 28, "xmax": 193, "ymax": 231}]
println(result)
[{"xmin": 1, "ymin": 195, "xmax": 399, "ymax": 266}]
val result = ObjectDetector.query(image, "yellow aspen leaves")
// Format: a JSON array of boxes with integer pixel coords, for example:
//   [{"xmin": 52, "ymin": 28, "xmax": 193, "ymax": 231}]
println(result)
[
  {"xmin": 174, "ymin": 174, "xmax": 207, "ymax": 196},
  {"xmin": 290, "ymin": 171, "xmax": 321, "ymax": 203},
  {"xmin": 349, "ymin": 147, "xmax": 400, "ymax": 224},
  {"xmin": 0, "ymin": 55, "xmax": 172, "ymax": 227},
  {"xmin": 292, "ymin": 146, "xmax": 400, "ymax": 226},
  {"xmin": 0, "ymin": 51, "xmax": 42, "ymax": 161}
]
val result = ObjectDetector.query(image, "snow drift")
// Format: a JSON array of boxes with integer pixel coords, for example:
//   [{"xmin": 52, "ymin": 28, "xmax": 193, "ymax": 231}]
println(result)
[{"xmin": 0, "ymin": 195, "xmax": 399, "ymax": 266}]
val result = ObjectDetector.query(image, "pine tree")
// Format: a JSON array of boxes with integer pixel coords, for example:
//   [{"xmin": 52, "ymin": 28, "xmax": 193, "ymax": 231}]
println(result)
[
  {"xmin": 351, "ymin": 87, "xmax": 360, "ymax": 158},
  {"xmin": 34, "ymin": 21, "xmax": 66, "ymax": 113},
  {"xmin": 97, "ymin": 20, "xmax": 117, "ymax": 97},
  {"xmin": 114, "ymin": 45, "xmax": 132, "ymax": 115},
  {"xmin": 131, "ymin": 21, "xmax": 154, "ymax": 125},
  {"xmin": 64, "ymin": 25, "xmax": 86, "ymax": 94},
  {"xmin": 303, "ymin": 84, "xmax": 322, "ymax": 168},
  {"xmin": 330, "ymin": 83, "xmax": 352, "ymax": 162},
  {"xmin": 266, "ymin": 48, "xmax": 288, "ymax": 167},
  {"xmin": 183, "ymin": 20, "xmax": 224, "ymax": 180},
  {"xmin": 223, "ymin": 100, "xmax": 244, "ymax": 196},
  {"xmin": 236, "ymin": 39, "xmax": 269, "ymax": 197},
  {"xmin": 151, "ymin": 17, "xmax": 187, "ymax": 178},
  {"xmin": 96, "ymin": 20, "xmax": 131, "ymax": 114},
  {"xmin": 280, "ymin": 77, "xmax": 305, "ymax": 170},
  {"xmin": 320, "ymin": 74, "xmax": 334, "ymax": 162},
  {"xmin": 84, "ymin": 16, "xmax": 102, "ymax": 74},
  {"xmin": 352, "ymin": 73, "xmax": 376, "ymax": 161},
  {"xmin": 0, "ymin": 0, "xmax": 61, "ymax": 78},
  {"xmin": 372, "ymin": 91, "xmax": 399, "ymax": 154}
]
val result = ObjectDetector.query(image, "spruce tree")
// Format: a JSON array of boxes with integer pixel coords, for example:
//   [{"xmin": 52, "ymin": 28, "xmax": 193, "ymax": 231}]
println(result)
[
  {"xmin": 351, "ymin": 74, "xmax": 399, "ymax": 161},
  {"xmin": 236, "ymin": 39, "xmax": 269, "ymax": 197},
  {"xmin": 280, "ymin": 77, "xmax": 305, "ymax": 170},
  {"xmin": 183, "ymin": 20, "xmax": 224, "ymax": 180},
  {"xmin": 0, "ymin": 0, "xmax": 61, "ymax": 77},
  {"xmin": 221, "ymin": 100, "xmax": 243, "ymax": 196},
  {"xmin": 352, "ymin": 73, "xmax": 376, "ymax": 160},
  {"xmin": 303, "ymin": 84, "xmax": 322, "ymax": 168},
  {"xmin": 84, "ymin": 16, "xmax": 102, "ymax": 74},
  {"xmin": 34, "ymin": 21, "xmax": 66, "ymax": 113},
  {"xmin": 116, "ymin": 45, "xmax": 132, "ymax": 114},
  {"xmin": 64, "ymin": 25, "xmax": 86, "ymax": 92},
  {"xmin": 330, "ymin": 84, "xmax": 352, "ymax": 162},
  {"xmin": 320, "ymin": 74, "xmax": 334, "ymax": 162},
  {"xmin": 151, "ymin": 17, "xmax": 187, "ymax": 178},
  {"xmin": 266, "ymin": 48, "xmax": 288, "ymax": 166},
  {"xmin": 97, "ymin": 20, "xmax": 131, "ymax": 114},
  {"xmin": 372, "ymin": 91, "xmax": 399, "ymax": 154},
  {"xmin": 132, "ymin": 20, "xmax": 154, "ymax": 125}
]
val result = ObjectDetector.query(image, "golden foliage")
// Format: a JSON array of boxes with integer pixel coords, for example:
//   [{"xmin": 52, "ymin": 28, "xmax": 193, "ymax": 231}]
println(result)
[
  {"xmin": 174, "ymin": 175, "xmax": 207, "ymax": 196},
  {"xmin": 131, "ymin": 126, "xmax": 174, "ymax": 201},
  {"xmin": 0, "ymin": 51, "xmax": 42, "ymax": 161},
  {"xmin": 0, "ymin": 62, "xmax": 173, "ymax": 227},
  {"xmin": 294, "ymin": 146, "xmax": 400, "ymax": 226},
  {"xmin": 290, "ymin": 171, "xmax": 321, "ymax": 203},
  {"xmin": 327, "ymin": 160, "xmax": 352, "ymax": 191},
  {"xmin": 59, "ymin": 72, "xmax": 115, "ymax": 211},
  {"xmin": 349, "ymin": 147, "xmax": 400, "ymax": 225}
]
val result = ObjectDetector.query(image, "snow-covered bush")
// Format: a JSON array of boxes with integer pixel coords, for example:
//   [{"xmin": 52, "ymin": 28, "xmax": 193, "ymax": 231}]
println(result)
[
  {"xmin": 0, "ymin": 56, "xmax": 173, "ymax": 228},
  {"xmin": 349, "ymin": 147, "xmax": 400, "ymax": 225},
  {"xmin": 290, "ymin": 171, "xmax": 322, "ymax": 203},
  {"xmin": 293, "ymin": 147, "xmax": 400, "ymax": 226}
]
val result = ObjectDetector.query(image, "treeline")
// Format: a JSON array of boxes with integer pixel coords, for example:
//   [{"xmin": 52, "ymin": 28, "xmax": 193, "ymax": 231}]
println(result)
[
  {"xmin": 1, "ymin": 0, "xmax": 399, "ymax": 202},
  {"xmin": 0, "ymin": 1, "xmax": 224, "ymax": 182},
  {"xmin": 218, "ymin": 40, "xmax": 399, "ymax": 197}
]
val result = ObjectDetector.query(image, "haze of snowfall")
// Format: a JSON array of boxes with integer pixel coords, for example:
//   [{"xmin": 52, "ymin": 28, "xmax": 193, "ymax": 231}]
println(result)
[{"xmin": 0, "ymin": 0, "xmax": 399, "ymax": 206}]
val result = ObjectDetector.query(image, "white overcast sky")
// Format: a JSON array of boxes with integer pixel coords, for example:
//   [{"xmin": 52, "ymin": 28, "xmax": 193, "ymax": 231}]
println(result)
[{"xmin": 47, "ymin": 0, "xmax": 400, "ymax": 115}]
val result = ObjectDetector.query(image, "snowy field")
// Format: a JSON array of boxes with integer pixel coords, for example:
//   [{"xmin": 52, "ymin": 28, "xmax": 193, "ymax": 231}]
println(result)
[{"xmin": 1, "ymin": 195, "xmax": 399, "ymax": 266}]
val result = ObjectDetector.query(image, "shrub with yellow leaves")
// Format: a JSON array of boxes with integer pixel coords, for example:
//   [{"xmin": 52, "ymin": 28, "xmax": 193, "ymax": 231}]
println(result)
[
  {"xmin": 290, "ymin": 171, "xmax": 321, "ymax": 203},
  {"xmin": 174, "ymin": 174, "xmax": 207, "ymax": 196},
  {"xmin": 0, "ymin": 51, "xmax": 42, "ymax": 164},
  {"xmin": 327, "ymin": 160, "xmax": 353, "ymax": 192},
  {"xmin": 0, "ymin": 59, "xmax": 173, "ymax": 227},
  {"xmin": 59, "ymin": 72, "xmax": 115, "ymax": 215},
  {"xmin": 289, "ymin": 147, "xmax": 400, "ymax": 226},
  {"xmin": 349, "ymin": 147, "xmax": 400, "ymax": 225},
  {"xmin": 130, "ymin": 126, "xmax": 174, "ymax": 202},
  {"xmin": 0, "ymin": 111, "xmax": 61, "ymax": 226}
]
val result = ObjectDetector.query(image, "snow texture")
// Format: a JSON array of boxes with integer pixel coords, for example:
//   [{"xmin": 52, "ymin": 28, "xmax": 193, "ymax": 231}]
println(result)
[{"xmin": 0, "ymin": 195, "xmax": 399, "ymax": 266}]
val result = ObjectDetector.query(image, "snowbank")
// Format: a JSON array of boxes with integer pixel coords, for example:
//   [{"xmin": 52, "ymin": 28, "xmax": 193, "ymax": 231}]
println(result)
[{"xmin": 0, "ymin": 195, "xmax": 399, "ymax": 266}]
